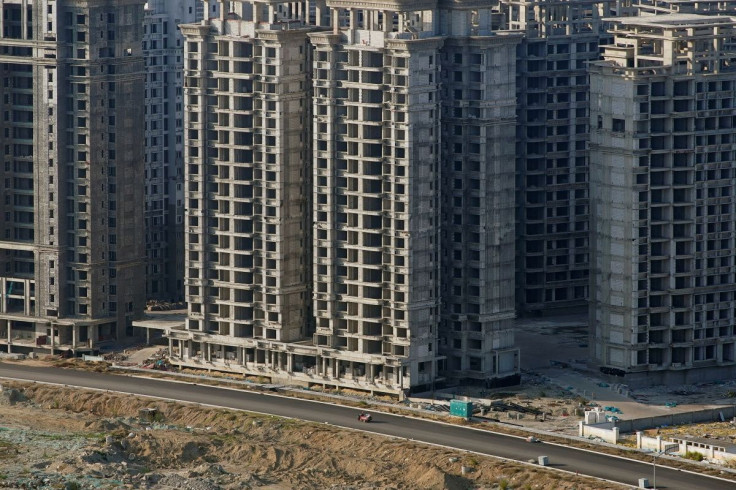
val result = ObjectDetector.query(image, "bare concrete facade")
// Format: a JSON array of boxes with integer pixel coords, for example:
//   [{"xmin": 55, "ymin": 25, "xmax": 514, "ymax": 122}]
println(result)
[
  {"xmin": 142, "ymin": 1, "xmax": 221, "ymax": 302},
  {"xmin": 136, "ymin": 0, "xmax": 521, "ymax": 395},
  {"xmin": 438, "ymin": 14, "xmax": 521, "ymax": 386},
  {"xmin": 590, "ymin": 14, "xmax": 736, "ymax": 387},
  {"xmin": 0, "ymin": 0, "xmax": 146, "ymax": 355},
  {"xmin": 502, "ymin": 0, "xmax": 616, "ymax": 315}
]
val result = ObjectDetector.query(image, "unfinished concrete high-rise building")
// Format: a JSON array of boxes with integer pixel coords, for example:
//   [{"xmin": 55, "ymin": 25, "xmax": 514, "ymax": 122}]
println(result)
[
  {"xmin": 310, "ymin": 0, "xmax": 521, "ymax": 388},
  {"xmin": 142, "ymin": 0, "xmax": 221, "ymax": 303},
  {"xmin": 500, "ymin": 0, "xmax": 615, "ymax": 315},
  {"xmin": 436, "ymin": 7, "xmax": 521, "ymax": 386},
  {"xmin": 176, "ymin": 0, "xmax": 315, "ymax": 381},
  {"xmin": 589, "ymin": 14, "xmax": 736, "ymax": 386},
  {"xmin": 0, "ymin": 0, "xmax": 146, "ymax": 354},
  {"xmin": 138, "ymin": 0, "xmax": 521, "ymax": 394}
]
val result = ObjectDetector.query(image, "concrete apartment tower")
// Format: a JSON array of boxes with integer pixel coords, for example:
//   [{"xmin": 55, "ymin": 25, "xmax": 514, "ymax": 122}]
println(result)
[
  {"xmin": 0, "ymin": 0, "xmax": 146, "ymax": 354},
  {"xmin": 142, "ymin": 0, "xmax": 195, "ymax": 302},
  {"xmin": 142, "ymin": 0, "xmax": 220, "ymax": 303},
  {"xmin": 311, "ymin": 0, "xmax": 521, "ymax": 389},
  {"xmin": 589, "ymin": 14, "xmax": 736, "ymax": 386},
  {"xmin": 157, "ymin": 0, "xmax": 521, "ymax": 394},
  {"xmin": 179, "ymin": 0, "xmax": 315, "ymax": 378},
  {"xmin": 501, "ymin": 0, "xmax": 615, "ymax": 315},
  {"xmin": 436, "ymin": 5, "xmax": 521, "ymax": 385}
]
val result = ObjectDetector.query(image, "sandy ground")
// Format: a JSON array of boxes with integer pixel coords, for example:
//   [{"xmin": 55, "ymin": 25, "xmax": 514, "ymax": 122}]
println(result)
[{"xmin": 0, "ymin": 381, "xmax": 624, "ymax": 490}]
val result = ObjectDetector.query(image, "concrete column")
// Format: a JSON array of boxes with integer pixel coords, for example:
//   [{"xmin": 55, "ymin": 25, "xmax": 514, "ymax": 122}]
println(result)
[
  {"xmin": 0, "ymin": 3, "xmax": 4, "ymax": 39},
  {"xmin": 287, "ymin": 353, "xmax": 293, "ymax": 372},
  {"xmin": 578, "ymin": 421, "xmax": 585, "ymax": 437},
  {"xmin": 253, "ymin": 2, "xmax": 261, "ymax": 23},
  {"xmin": 304, "ymin": 0, "xmax": 309, "ymax": 22},
  {"xmin": 20, "ymin": 0, "xmax": 28, "ymax": 40},
  {"xmin": 72, "ymin": 325, "xmax": 78, "ymax": 351},
  {"xmin": 23, "ymin": 280, "xmax": 30, "ymax": 315},
  {"xmin": 7, "ymin": 320, "xmax": 12, "ymax": 346},
  {"xmin": 50, "ymin": 325, "xmax": 55, "ymax": 355},
  {"xmin": 168, "ymin": 336, "xmax": 173, "ymax": 356},
  {"xmin": 0, "ymin": 278, "xmax": 5, "ymax": 313},
  {"xmin": 269, "ymin": 5, "xmax": 275, "ymax": 23},
  {"xmin": 220, "ymin": 0, "xmax": 227, "ymax": 21},
  {"xmin": 88, "ymin": 325, "xmax": 98, "ymax": 348},
  {"xmin": 332, "ymin": 8, "xmax": 339, "ymax": 34},
  {"xmin": 636, "ymin": 432, "xmax": 642, "ymax": 449},
  {"xmin": 383, "ymin": 11, "xmax": 391, "ymax": 32}
]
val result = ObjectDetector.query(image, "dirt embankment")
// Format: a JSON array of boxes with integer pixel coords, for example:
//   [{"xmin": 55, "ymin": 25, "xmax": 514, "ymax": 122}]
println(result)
[{"xmin": 0, "ymin": 381, "xmax": 624, "ymax": 489}]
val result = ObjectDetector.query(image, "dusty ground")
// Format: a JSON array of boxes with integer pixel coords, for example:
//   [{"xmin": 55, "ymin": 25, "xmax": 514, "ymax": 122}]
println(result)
[{"xmin": 0, "ymin": 382, "xmax": 625, "ymax": 490}]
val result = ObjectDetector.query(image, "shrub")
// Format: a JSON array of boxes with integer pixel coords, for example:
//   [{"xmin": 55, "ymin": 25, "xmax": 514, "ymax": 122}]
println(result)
[{"xmin": 684, "ymin": 451, "xmax": 704, "ymax": 462}]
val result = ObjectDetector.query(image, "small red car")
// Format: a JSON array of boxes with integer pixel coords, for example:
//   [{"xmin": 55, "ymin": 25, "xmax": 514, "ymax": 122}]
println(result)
[{"xmin": 357, "ymin": 412, "xmax": 372, "ymax": 422}]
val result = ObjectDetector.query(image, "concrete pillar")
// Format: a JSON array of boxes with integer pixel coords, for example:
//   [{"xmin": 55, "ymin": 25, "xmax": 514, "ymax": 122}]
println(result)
[
  {"xmin": 304, "ymin": 0, "xmax": 309, "ymax": 22},
  {"xmin": 0, "ymin": 278, "xmax": 5, "ymax": 313},
  {"xmin": 219, "ymin": 0, "xmax": 227, "ymax": 21},
  {"xmin": 202, "ymin": 0, "xmax": 210, "ymax": 22},
  {"xmin": 6, "ymin": 321, "xmax": 12, "ymax": 351},
  {"xmin": 168, "ymin": 336, "xmax": 173, "ymax": 356},
  {"xmin": 72, "ymin": 325, "xmax": 78, "ymax": 351},
  {"xmin": 612, "ymin": 427, "xmax": 620, "ymax": 443},
  {"xmin": 269, "ymin": 5, "xmax": 275, "ymax": 23},
  {"xmin": 20, "ymin": 0, "xmax": 28, "ymax": 40},
  {"xmin": 145, "ymin": 327, "xmax": 150, "ymax": 345},
  {"xmin": 50, "ymin": 325, "xmax": 55, "ymax": 355},
  {"xmin": 287, "ymin": 353, "xmax": 293, "ymax": 372},
  {"xmin": 0, "ymin": 3, "xmax": 4, "ymax": 39},
  {"xmin": 348, "ymin": 9, "xmax": 355, "ymax": 30},
  {"xmin": 88, "ymin": 325, "xmax": 97, "ymax": 348},
  {"xmin": 23, "ymin": 279, "xmax": 30, "ymax": 315},
  {"xmin": 636, "ymin": 431, "xmax": 642, "ymax": 449},
  {"xmin": 578, "ymin": 421, "xmax": 584, "ymax": 437},
  {"xmin": 253, "ymin": 1, "xmax": 261, "ymax": 23},
  {"xmin": 656, "ymin": 436, "xmax": 663, "ymax": 452},
  {"xmin": 332, "ymin": 8, "xmax": 339, "ymax": 34}
]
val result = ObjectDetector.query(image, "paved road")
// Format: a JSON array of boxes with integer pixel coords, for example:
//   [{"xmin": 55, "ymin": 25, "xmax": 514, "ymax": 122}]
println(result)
[{"xmin": 0, "ymin": 363, "xmax": 729, "ymax": 489}]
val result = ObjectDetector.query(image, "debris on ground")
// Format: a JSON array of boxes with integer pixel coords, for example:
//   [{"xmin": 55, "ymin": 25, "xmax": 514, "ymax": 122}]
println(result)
[{"xmin": 0, "ymin": 381, "xmax": 625, "ymax": 489}]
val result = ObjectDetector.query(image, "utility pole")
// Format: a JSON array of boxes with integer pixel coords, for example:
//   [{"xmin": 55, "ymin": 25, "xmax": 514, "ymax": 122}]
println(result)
[{"xmin": 652, "ymin": 443, "xmax": 679, "ymax": 489}]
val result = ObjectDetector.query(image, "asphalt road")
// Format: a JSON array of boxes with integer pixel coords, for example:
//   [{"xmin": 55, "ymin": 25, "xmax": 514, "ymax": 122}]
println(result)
[{"xmin": 0, "ymin": 363, "xmax": 730, "ymax": 489}]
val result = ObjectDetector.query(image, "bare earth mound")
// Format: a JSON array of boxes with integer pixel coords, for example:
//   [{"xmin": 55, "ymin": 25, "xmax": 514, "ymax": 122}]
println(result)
[{"xmin": 0, "ymin": 382, "xmax": 624, "ymax": 489}]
